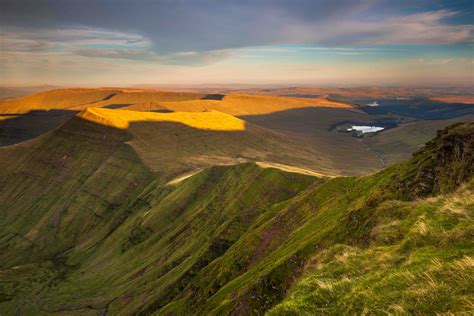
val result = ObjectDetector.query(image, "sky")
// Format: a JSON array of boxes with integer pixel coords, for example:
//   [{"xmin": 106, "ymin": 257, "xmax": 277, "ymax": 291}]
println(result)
[{"xmin": 0, "ymin": 0, "xmax": 473, "ymax": 86}]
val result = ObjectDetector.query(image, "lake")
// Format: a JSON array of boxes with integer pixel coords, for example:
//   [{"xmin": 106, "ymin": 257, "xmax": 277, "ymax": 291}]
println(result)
[{"xmin": 348, "ymin": 125, "xmax": 385, "ymax": 133}]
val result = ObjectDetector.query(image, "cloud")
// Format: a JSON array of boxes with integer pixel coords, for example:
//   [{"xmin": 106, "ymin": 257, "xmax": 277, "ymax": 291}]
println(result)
[
  {"xmin": 73, "ymin": 48, "xmax": 156, "ymax": 60},
  {"xmin": 1, "ymin": 23, "xmax": 236, "ymax": 64},
  {"xmin": 2, "ymin": 8, "xmax": 471, "ymax": 68},
  {"xmin": 0, "ymin": 0, "xmax": 473, "ymax": 86},
  {"xmin": 0, "ymin": 37, "xmax": 51, "ymax": 52},
  {"xmin": 280, "ymin": 9, "xmax": 473, "ymax": 46},
  {"xmin": 0, "ymin": 28, "xmax": 152, "ymax": 58},
  {"xmin": 71, "ymin": 45, "xmax": 233, "ymax": 66},
  {"xmin": 1, "ymin": 27, "xmax": 151, "ymax": 47},
  {"xmin": 164, "ymin": 50, "xmax": 234, "ymax": 66},
  {"xmin": 341, "ymin": 10, "xmax": 473, "ymax": 45},
  {"xmin": 413, "ymin": 58, "xmax": 455, "ymax": 65},
  {"xmin": 1, "ymin": 1, "xmax": 472, "ymax": 55}
]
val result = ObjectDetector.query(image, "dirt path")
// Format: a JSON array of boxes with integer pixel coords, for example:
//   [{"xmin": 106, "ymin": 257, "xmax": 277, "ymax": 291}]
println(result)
[
  {"xmin": 166, "ymin": 159, "xmax": 334, "ymax": 187},
  {"xmin": 166, "ymin": 169, "xmax": 204, "ymax": 185},
  {"xmin": 255, "ymin": 162, "xmax": 334, "ymax": 178}
]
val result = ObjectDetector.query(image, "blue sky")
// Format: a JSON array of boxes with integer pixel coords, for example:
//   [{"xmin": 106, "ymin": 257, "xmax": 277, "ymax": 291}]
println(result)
[{"xmin": 0, "ymin": 0, "xmax": 472, "ymax": 86}]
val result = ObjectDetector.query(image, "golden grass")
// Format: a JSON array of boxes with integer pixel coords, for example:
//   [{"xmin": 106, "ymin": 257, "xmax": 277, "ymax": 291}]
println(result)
[
  {"xmin": 334, "ymin": 250, "xmax": 355, "ymax": 264},
  {"xmin": 79, "ymin": 90, "xmax": 205, "ymax": 109},
  {"xmin": 255, "ymin": 162, "xmax": 334, "ymax": 178},
  {"xmin": 440, "ymin": 188, "xmax": 474, "ymax": 217},
  {"xmin": 142, "ymin": 93, "xmax": 354, "ymax": 116},
  {"xmin": 166, "ymin": 169, "xmax": 204, "ymax": 185},
  {"xmin": 0, "ymin": 88, "xmax": 121, "ymax": 114},
  {"xmin": 0, "ymin": 115, "xmax": 19, "ymax": 121},
  {"xmin": 165, "ymin": 161, "xmax": 331, "ymax": 187},
  {"xmin": 78, "ymin": 107, "xmax": 246, "ymax": 131},
  {"xmin": 0, "ymin": 88, "xmax": 205, "ymax": 114},
  {"xmin": 453, "ymin": 256, "xmax": 474, "ymax": 270},
  {"xmin": 414, "ymin": 219, "xmax": 429, "ymax": 236},
  {"xmin": 0, "ymin": 88, "xmax": 353, "ymax": 118}
]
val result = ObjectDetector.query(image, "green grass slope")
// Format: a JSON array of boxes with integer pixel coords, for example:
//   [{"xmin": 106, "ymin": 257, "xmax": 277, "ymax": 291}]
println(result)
[
  {"xmin": 0, "ymin": 122, "xmax": 472, "ymax": 315},
  {"xmin": 269, "ymin": 183, "xmax": 474, "ymax": 315},
  {"xmin": 0, "ymin": 117, "xmax": 156, "ymax": 267},
  {"xmin": 0, "ymin": 162, "xmax": 317, "ymax": 314}
]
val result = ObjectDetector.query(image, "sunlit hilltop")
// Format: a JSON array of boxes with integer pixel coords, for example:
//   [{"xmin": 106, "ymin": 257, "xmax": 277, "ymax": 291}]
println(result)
[{"xmin": 78, "ymin": 107, "xmax": 246, "ymax": 131}]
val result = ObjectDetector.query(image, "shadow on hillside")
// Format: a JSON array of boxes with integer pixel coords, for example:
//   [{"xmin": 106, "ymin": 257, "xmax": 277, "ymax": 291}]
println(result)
[
  {"xmin": 280, "ymin": 94, "xmax": 321, "ymax": 98},
  {"xmin": 151, "ymin": 109, "xmax": 174, "ymax": 113},
  {"xmin": 358, "ymin": 98, "xmax": 474, "ymax": 120},
  {"xmin": 119, "ymin": 119, "xmax": 376, "ymax": 176},
  {"xmin": 240, "ymin": 107, "xmax": 383, "ymax": 169},
  {"xmin": 240, "ymin": 106, "xmax": 474, "ymax": 174},
  {"xmin": 0, "ymin": 109, "xmax": 77, "ymax": 146},
  {"xmin": 103, "ymin": 103, "xmax": 131, "ymax": 109},
  {"xmin": 61, "ymin": 92, "xmax": 120, "ymax": 109},
  {"xmin": 201, "ymin": 94, "xmax": 225, "ymax": 100},
  {"xmin": 122, "ymin": 118, "xmax": 332, "ymax": 176},
  {"xmin": 240, "ymin": 107, "xmax": 371, "ymax": 135}
]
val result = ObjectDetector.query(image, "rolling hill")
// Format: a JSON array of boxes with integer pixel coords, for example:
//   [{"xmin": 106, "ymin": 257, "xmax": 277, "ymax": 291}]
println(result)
[
  {"xmin": 1, "ymin": 89, "xmax": 379, "ymax": 175},
  {"xmin": 76, "ymin": 107, "xmax": 335, "ymax": 176},
  {"xmin": 0, "ymin": 86, "xmax": 59, "ymax": 100},
  {"xmin": 0, "ymin": 88, "xmax": 209, "ymax": 147},
  {"xmin": 0, "ymin": 90, "xmax": 362, "ymax": 172},
  {"xmin": 0, "ymin": 117, "xmax": 472, "ymax": 315},
  {"xmin": 1, "ymin": 88, "xmax": 472, "ymax": 176},
  {"xmin": 77, "ymin": 107, "xmax": 246, "ymax": 131},
  {"xmin": 0, "ymin": 88, "xmax": 351, "ymax": 117},
  {"xmin": 123, "ymin": 93, "xmax": 354, "ymax": 115},
  {"xmin": 0, "ymin": 88, "xmax": 207, "ymax": 115}
]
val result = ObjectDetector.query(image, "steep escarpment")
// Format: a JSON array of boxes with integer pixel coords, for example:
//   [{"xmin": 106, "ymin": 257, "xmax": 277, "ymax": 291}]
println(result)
[
  {"xmin": 0, "ymin": 122, "xmax": 472, "ymax": 315},
  {"xmin": 410, "ymin": 122, "xmax": 473, "ymax": 195},
  {"xmin": 0, "ymin": 117, "xmax": 156, "ymax": 267},
  {"xmin": 380, "ymin": 122, "xmax": 473, "ymax": 199},
  {"xmin": 0, "ymin": 162, "xmax": 318, "ymax": 315}
]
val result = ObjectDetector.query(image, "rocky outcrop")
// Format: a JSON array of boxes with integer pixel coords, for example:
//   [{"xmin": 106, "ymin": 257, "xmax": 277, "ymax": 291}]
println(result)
[{"xmin": 394, "ymin": 122, "xmax": 473, "ymax": 199}]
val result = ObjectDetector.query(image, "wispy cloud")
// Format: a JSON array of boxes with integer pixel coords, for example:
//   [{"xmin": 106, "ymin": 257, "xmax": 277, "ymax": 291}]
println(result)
[
  {"xmin": 2, "ymin": 0, "xmax": 473, "ymax": 55},
  {"xmin": 284, "ymin": 10, "xmax": 473, "ymax": 46},
  {"xmin": 1, "ymin": 27, "xmax": 151, "ymax": 55},
  {"xmin": 1, "ymin": 1, "xmax": 473, "ymax": 85},
  {"xmin": 347, "ymin": 10, "xmax": 473, "ymax": 45},
  {"xmin": 413, "ymin": 58, "xmax": 455, "ymax": 65},
  {"xmin": 72, "ymin": 48, "xmax": 156, "ymax": 60}
]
